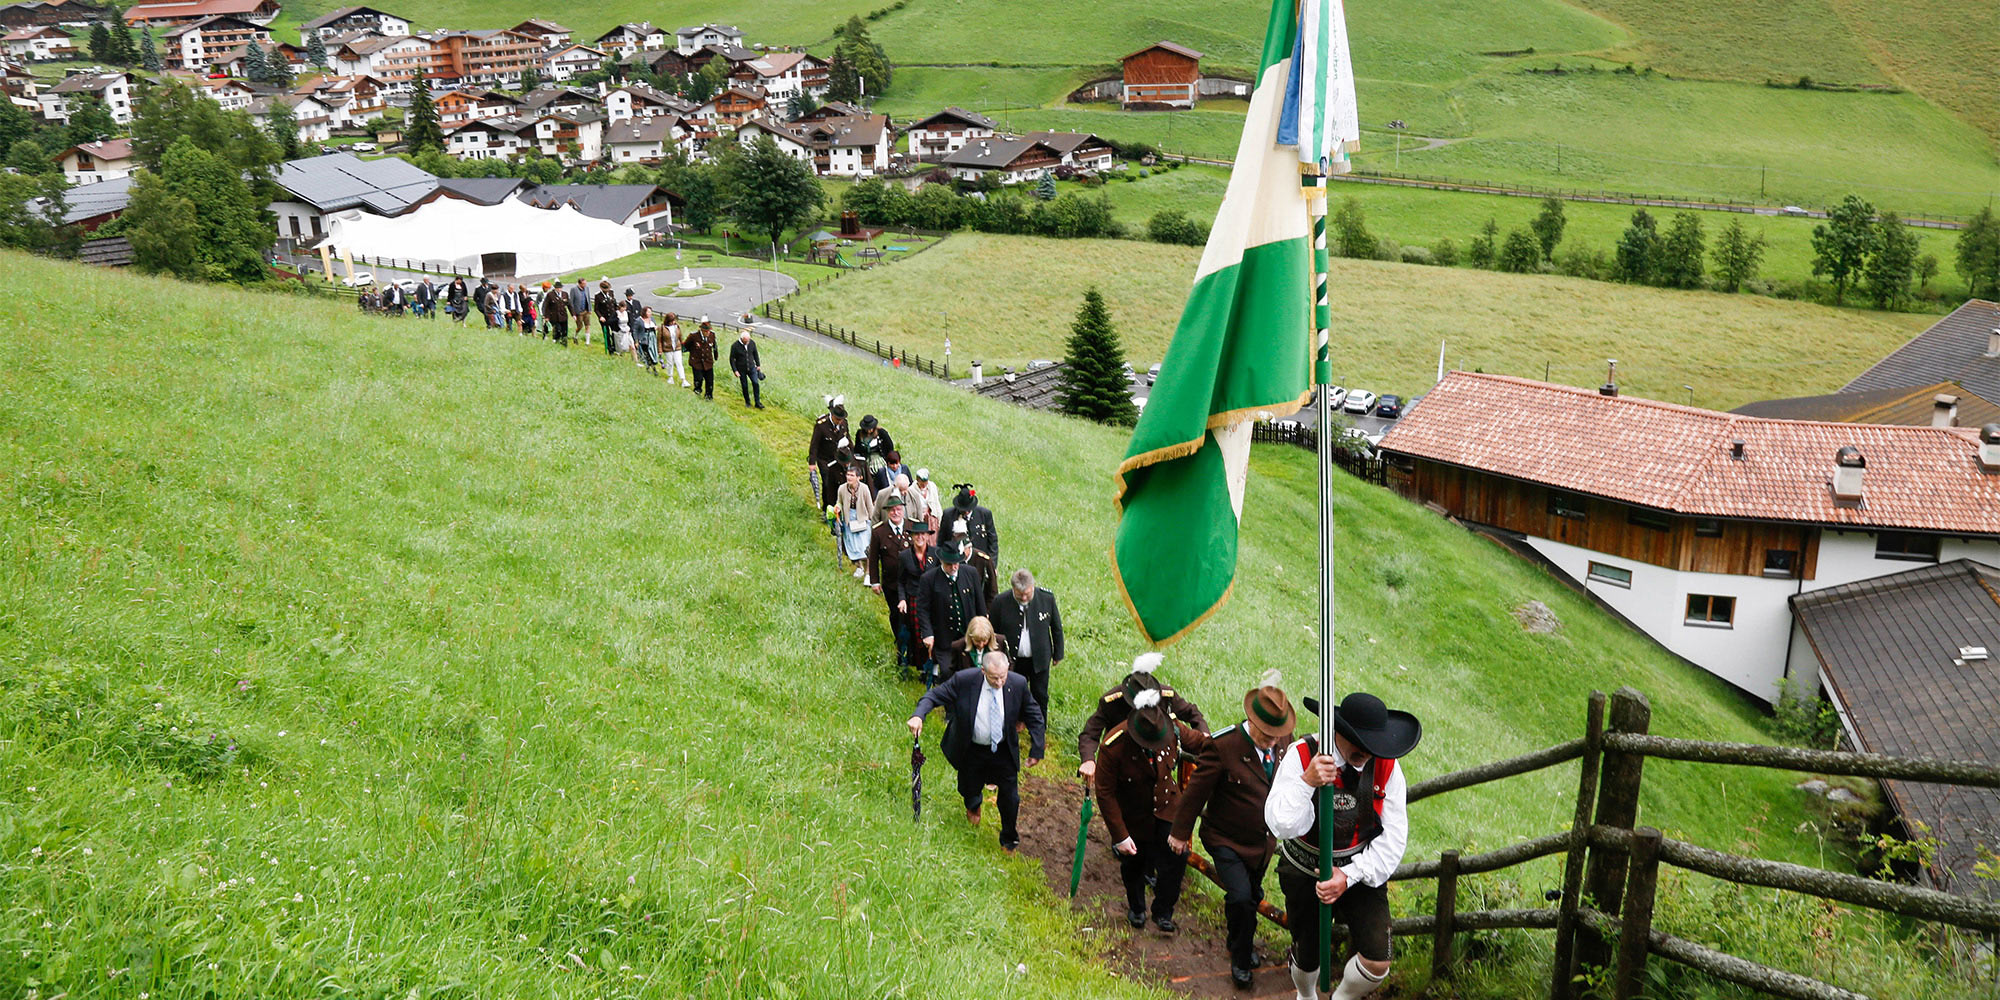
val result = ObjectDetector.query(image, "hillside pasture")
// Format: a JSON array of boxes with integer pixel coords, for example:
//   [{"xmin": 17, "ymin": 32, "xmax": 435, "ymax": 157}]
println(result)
[{"xmin": 782, "ymin": 233, "xmax": 1931, "ymax": 405}]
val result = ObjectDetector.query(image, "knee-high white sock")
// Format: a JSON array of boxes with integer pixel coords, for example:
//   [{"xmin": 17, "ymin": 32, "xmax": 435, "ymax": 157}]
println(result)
[
  {"xmin": 1328, "ymin": 954, "xmax": 1387, "ymax": 1000},
  {"xmin": 1289, "ymin": 961, "xmax": 1319, "ymax": 1000}
]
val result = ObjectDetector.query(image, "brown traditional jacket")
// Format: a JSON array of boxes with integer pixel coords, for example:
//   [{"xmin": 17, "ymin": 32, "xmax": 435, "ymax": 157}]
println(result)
[
  {"xmin": 684, "ymin": 328, "xmax": 718, "ymax": 369},
  {"xmin": 1078, "ymin": 686, "xmax": 1208, "ymax": 764},
  {"xmin": 1171, "ymin": 722, "xmax": 1279, "ymax": 863},
  {"xmin": 1094, "ymin": 719, "xmax": 1208, "ymax": 843}
]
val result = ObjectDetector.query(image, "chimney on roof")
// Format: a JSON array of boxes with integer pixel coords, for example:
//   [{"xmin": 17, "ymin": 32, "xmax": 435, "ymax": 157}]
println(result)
[
  {"xmin": 1981, "ymin": 424, "xmax": 2000, "ymax": 473},
  {"xmin": 1831, "ymin": 445, "xmax": 1866, "ymax": 502},
  {"xmin": 1730, "ymin": 438, "xmax": 1745, "ymax": 460},
  {"xmin": 1988, "ymin": 327, "xmax": 2000, "ymax": 358},
  {"xmin": 1933, "ymin": 393, "xmax": 1960, "ymax": 428},
  {"xmin": 1599, "ymin": 358, "xmax": 1618, "ymax": 396}
]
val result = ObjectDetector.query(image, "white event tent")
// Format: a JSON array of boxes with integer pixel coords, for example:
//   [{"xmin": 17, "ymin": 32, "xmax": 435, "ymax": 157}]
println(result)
[{"xmin": 320, "ymin": 197, "xmax": 641, "ymax": 278}]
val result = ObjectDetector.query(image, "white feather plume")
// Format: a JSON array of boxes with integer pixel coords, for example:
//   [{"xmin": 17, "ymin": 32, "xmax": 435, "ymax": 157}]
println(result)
[
  {"xmin": 952, "ymin": 518, "xmax": 969, "ymax": 535},
  {"xmin": 832, "ymin": 394, "xmax": 845, "ymax": 407},
  {"xmin": 1132, "ymin": 689, "xmax": 1161, "ymax": 710},
  {"xmin": 836, "ymin": 436, "xmax": 850, "ymax": 450},
  {"xmin": 1259, "ymin": 669, "xmax": 1283, "ymax": 690},
  {"xmin": 823, "ymin": 394, "xmax": 834, "ymax": 406},
  {"xmin": 1131, "ymin": 652, "xmax": 1164, "ymax": 674}
]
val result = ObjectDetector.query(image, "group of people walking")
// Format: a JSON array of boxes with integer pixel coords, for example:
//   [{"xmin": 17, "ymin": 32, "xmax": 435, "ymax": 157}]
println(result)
[
  {"xmin": 805, "ymin": 394, "xmax": 1423, "ymax": 999},
  {"xmin": 356, "ymin": 273, "xmax": 777, "ymax": 409}
]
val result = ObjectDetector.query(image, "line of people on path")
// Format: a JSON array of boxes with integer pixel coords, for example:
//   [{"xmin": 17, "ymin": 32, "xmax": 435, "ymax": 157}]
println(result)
[
  {"xmin": 803, "ymin": 390, "xmax": 1424, "ymax": 999},
  {"xmin": 359, "ymin": 273, "xmax": 779, "ymax": 411}
]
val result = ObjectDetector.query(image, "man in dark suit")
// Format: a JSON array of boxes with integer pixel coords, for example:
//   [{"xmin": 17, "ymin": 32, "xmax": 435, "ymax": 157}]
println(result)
[
  {"xmin": 1171, "ymin": 675, "xmax": 1296, "ymax": 989},
  {"xmin": 907, "ymin": 651, "xmax": 1046, "ymax": 849},
  {"xmin": 988, "ymin": 567, "xmax": 1063, "ymax": 712},
  {"xmin": 867, "ymin": 493, "xmax": 914, "ymax": 665},
  {"xmin": 913, "ymin": 543, "xmax": 986, "ymax": 686},
  {"xmin": 728, "ymin": 329, "xmax": 763, "ymax": 408}
]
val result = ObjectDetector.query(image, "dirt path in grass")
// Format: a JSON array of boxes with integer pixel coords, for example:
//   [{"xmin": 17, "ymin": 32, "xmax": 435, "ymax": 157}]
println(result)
[{"xmin": 1013, "ymin": 772, "xmax": 1409, "ymax": 1000}]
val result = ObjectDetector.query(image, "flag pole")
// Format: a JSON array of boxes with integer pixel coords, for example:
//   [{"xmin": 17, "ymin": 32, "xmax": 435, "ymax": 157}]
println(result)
[{"xmin": 1304, "ymin": 162, "xmax": 1339, "ymax": 993}]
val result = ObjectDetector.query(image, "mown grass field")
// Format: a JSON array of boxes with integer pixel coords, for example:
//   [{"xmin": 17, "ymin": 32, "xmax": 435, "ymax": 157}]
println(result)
[
  {"xmin": 784, "ymin": 233, "xmax": 1931, "ymax": 404},
  {"xmin": 1, "ymin": 251, "xmax": 1973, "ymax": 999}
]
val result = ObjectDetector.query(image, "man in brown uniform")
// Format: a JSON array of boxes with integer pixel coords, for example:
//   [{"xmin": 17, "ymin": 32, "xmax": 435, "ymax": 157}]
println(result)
[
  {"xmin": 1096, "ymin": 690, "xmax": 1207, "ymax": 932},
  {"xmin": 1172, "ymin": 672, "xmax": 1296, "ymax": 989},
  {"xmin": 808, "ymin": 395, "xmax": 850, "ymax": 514},
  {"xmin": 1078, "ymin": 653, "xmax": 1209, "ymax": 779},
  {"xmin": 683, "ymin": 318, "xmax": 718, "ymax": 399}
]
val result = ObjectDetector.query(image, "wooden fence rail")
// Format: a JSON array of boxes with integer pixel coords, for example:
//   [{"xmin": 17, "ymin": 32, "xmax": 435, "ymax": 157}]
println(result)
[{"xmin": 1166, "ymin": 685, "xmax": 1998, "ymax": 999}]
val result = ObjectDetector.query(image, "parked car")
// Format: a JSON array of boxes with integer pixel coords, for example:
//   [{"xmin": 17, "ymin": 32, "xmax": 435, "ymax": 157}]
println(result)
[
  {"xmin": 340, "ymin": 271, "xmax": 375, "ymax": 288},
  {"xmin": 1146, "ymin": 364, "xmax": 1161, "ymax": 385},
  {"xmin": 1122, "ymin": 362, "xmax": 1138, "ymax": 383},
  {"xmin": 1375, "ymin": 394, "xmax": 1404, "ymax": 418},
  {"xmin": 1780, "ymin": 205, "xmax": 1810, "ymax": 216},
  {"xmin": 1343, "ymin": 390, "xmax": 1378, "ymax": 414},
  {"xmin": 1326, "ymin": 385, "xmax": 1348, "ymax": 410},
  {"xmin": 1026, "ymin": 359, "xmax": 1056, "ymax": 370},
  {"xmin": 351, "ymin": 142, "xmax": 377, "ymax": 153}
]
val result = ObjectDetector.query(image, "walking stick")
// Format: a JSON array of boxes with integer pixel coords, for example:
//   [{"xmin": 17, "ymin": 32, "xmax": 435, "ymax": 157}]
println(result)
[
  {"xmin": 909, "ymin": 735, "xmax": 925, "ymax": 822},
  {"xmin": 1068, "ymin": 779, "xmax": 1094, "ymax": 898}
]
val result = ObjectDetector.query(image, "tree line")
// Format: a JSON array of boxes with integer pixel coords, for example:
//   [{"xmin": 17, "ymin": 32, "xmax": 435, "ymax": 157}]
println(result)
[{"xmin": 1329, "ymin": 194, "xmax": 1998, "ymax": 311}]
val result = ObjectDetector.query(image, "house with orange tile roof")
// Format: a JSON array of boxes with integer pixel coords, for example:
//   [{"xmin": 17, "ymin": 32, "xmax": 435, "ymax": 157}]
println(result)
[{"xmin": 1377, "ymin": 370, "xmax": 2000, "ymax": 702}]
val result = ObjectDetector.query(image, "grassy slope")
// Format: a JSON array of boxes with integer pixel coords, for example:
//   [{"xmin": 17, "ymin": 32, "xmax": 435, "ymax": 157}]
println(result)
[
  {"xmin": 785, "ymin": 233, "xmax": 1931, "ymax": 404},
  {"xmin": 0, "ymin": 253, "xmax": 1958, "ymax": 998}
]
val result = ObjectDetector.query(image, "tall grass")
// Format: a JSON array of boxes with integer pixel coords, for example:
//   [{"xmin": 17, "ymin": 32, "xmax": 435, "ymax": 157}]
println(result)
[
  {"xmin": 784, "ymin": 232, "xmax": 1930, "ymax": 405},
  {"xmin": 0, "ymin": 251, "xmax": 1975, "ymax": 998}
]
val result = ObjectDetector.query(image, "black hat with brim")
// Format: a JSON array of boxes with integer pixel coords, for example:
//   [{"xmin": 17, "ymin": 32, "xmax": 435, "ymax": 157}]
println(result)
[
  {"xmin": 1302, "ymin": 692, "xmax": 1421, "ymax": 760},
  {"xmin": 1128, "ymin": 704, "xmax": 1174, "ymax": 751},
  {"xmin": 937, "ymin": 545, "xmax": 963, "ymax": 564},
  {"xmin": 953, "ymin": 488, "xmax": 976, "ymax": 511}
]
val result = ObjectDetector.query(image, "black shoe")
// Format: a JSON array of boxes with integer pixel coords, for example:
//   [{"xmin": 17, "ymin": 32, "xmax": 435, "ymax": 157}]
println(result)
[
  {"xmin": 1154, "ymin": 916, "xmax": 1178, "ymax": 934},
  {"xmin": 1000, "ymin": 838, "xmax": 1019, "ymax": 852},
  {"xmin": 1126, "ymin": 910, "xmax": 1145, "ymax": 929},
  {"xmin": 1230, "ymin": 966, "xmax": 1254, "ymax": 989}
]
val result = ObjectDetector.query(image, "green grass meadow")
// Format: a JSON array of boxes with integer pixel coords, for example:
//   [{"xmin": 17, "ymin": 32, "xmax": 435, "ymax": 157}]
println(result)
[
  {"xmin": 0, "ymin": 251, "xmax": 1972, "ymax": 997},
  {"xmin": 784, "ymin": 233, "xmax": 1931, "ymax": 405}
]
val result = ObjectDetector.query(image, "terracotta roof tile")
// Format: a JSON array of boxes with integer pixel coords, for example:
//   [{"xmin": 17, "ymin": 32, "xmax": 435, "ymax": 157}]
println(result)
[{"xmin": 1378, "ymin": 371, "xmax": 2000, "ymax": 534}]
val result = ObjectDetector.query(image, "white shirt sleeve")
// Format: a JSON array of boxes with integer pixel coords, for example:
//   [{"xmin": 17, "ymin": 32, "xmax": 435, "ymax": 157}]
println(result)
[
  {"xmin": 1347, "ymin": 763, "xmax": 1407, "ymax": 888},
  {"xmin": 1264, "ymin": 739, "xmax": 1315, "ymax": 841}
]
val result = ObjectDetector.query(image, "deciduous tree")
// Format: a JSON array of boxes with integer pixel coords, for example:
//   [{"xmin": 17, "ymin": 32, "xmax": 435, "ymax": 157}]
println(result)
[
  {"xmin": 1862, "ymin": 210, "xmax": 1919, "ymax": 309},
  {"xmin": 1530, "ymin": 196, "xmax": 1566, "ymax": 260},
  {"xmin": 1057, "ymin": 288, "xmax": 1138, "ymax": 425},
  {"xmin": 1614, "ymin": 208, "xmax": 1658, "ymax": 284},
  {"xmin": 128, "ymin": 136, "xmax": 273, "ymax": 282},
  {"xmin": 1497, "ymin": 228, "xmax": 1540, "ymax": 273},
  {"xmin": 1710, "ymin": 218, "xmax": 1767, "ymax": 292},
  {"xmin": 1811, "ymin": 195, "xmax": 1878, "ymax": 306},
  {"xmin": 1332, "ymin": 195, "xmax": 1373, "ymax": 258},
  {"xmin": 1954, "ymin": 206, "xmax": 2000, "ymax": 299},
  {"xmin": 724, "ymin": 134, "xmax": 824, "ymax": 248},
  {"xmin": 1467, "ymin": 217, "xmax": 1497, "ymax": 268},
  {"xmin": 1655, "ymin": 211, "xmax": 1705, "ymax": 289}
]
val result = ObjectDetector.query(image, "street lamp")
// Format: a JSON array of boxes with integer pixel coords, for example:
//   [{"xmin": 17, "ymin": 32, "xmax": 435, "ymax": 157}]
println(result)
[{"xmin": 1682, "ymin": 384, "xmax": 1695, "ymax": 406}]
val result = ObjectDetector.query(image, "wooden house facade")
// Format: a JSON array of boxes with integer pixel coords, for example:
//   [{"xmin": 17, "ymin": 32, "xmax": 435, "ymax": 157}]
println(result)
[{"xmin": 1120, "ymin": 41, "xmax": 1200, "ymax": 108}]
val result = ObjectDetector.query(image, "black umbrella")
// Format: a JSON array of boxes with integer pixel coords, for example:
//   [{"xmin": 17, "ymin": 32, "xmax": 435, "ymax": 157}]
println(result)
[{"xmin": 910, "ymin": 735, "xmax": 926, "ymax": 822}]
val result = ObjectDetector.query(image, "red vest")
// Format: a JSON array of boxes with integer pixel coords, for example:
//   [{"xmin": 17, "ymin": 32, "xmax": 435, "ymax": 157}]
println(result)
[{"xmin": 1294, "ymin": 736, "xmax": 1396, "ymax": 851}]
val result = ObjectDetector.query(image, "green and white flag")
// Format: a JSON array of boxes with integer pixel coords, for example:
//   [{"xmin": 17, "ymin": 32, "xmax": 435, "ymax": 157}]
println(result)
[{"xmin": 1111, "ymin": 0, "xmax": 1354, "ymax": 645}]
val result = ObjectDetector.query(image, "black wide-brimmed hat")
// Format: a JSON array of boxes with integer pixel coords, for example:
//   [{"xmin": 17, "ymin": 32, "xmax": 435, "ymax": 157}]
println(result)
[
  {"xmin": 1302, "ymin": 692, "xmax": 1421, "ymax": 760},
  {"xmin": 937, "ymin": 544, "xmax": 963, "ymax": 564},
  {"xmin": 1127, "ymin": 689, "xmax": 1175, "ymax": 751},
  {"xmin": 952, "ymin": 486, "xmax": 977, "ymax": 511}
]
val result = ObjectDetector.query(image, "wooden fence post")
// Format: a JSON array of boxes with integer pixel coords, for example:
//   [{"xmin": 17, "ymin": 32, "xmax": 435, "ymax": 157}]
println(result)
[
  {"xmin": 1612, "ymin": 828, "xmax": 1662, "ymax": 1000},
  {"xmin": 1577, "ymin": 688, "xmax": 1651, "ymax": 977},
  {"xmin": 1432, "ymin": 849, "xmax": 1460, "ymax": 982},
  {"xmin": 1548, "ymin": 690, "xmax": 1608, "ymax": 1000}
]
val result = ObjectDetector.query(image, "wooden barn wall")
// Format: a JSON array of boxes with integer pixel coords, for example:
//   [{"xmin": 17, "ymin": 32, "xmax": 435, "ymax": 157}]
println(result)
[
  {"xmin": 1393, "ymin": 459, "xmax": 1820, "ymax": 580},
  {"xmin": 1122, "ymin": 49, "xmax": 1199, "ymax": 86}
]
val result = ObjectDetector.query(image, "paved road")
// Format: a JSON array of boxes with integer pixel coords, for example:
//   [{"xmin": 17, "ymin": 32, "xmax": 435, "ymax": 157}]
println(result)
[{"xmin": 603, "ymin": 266, "xmax": 894, "ymax": 364}]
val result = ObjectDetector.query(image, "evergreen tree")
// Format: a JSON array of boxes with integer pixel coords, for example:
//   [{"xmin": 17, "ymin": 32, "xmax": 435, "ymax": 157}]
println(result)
[
  {"xmin": 65, "ymin": 96, "xmax": 118, "ymax": 144},
  {"xmin": 243, "ymin": 39, "xmax": 269, "ymax": 81},
  {"xmin": 1056, "ymin": 288, "xmax": 1138, "ymax": 425},
  {"xmin": 1497, "ymin": 228, "xmax": 1540, "ymax": 273},
  {"xmin": 1467, "ymin": 217, "xmax": 1497, "ymax": 268},
  {"xmin": 697, "ymin": 54, "xmax": 731, "ymax": 101},
  {"xmin": 826, "ymin": 16, "xmax": 891, "ymax": 102},
  {"xmin": 1332, "ymin": 195, "xmax": 1373, "ymax": 258},
  {"xmin": 1709, "ymin": 218, "xmax": 1767, "ymax": 292},
  {"xmin": 1954, "ymin": 206, "xmax": 2000, "ymax": 299},
  {"xmin": 723, "ymin": 134, "xmax": 824, "ymax": 248},
  {"xmin": 140, "ymin": 27, "xmax": 162, "ymax": 72},
  {"xmin": 108, "ymin": 23, "xmax": 137, "ymax": 65},
  {"xmin": 265, "ymin": 97, "xmax": 301, "ymax": 160},
  {"xmin": 306, "ymin": 31, "xmax": 328, "ymax": 68},
  {"xmin": 88, "ymin": 19, "xmax": 112, "ymax": 62},
  {"xmin": 1530, "ymin": 196, "xmax": 1566, "ymax": 260},
  {"xmin": 264, "ymin": 44, "xmax": 292, "ymax": 86},
  {"xmin": 787, "ymin": 91, "xmax": 818, "ymax": 120},
  {"xmin": 127, "ymin": 135, "xmax": 273, "ymax": 282},
  {"xmin": 1655, "ymin": 211, "xmax": 1706, "ymax": 288},
  {"xmin": 1033, "ymin": 174, "xmax": 1056, "ymax": 202},
  {"xmin": 1862, "ymin": 210, "xmax": 1919, "ymax": 309},
  {"xmin": 405, "ymin": 74, "xmax": 443, "ymax": 152},
  {"xmin": 1811, "ymin": 195, "xmax": 1878, "ymax": 306},
  {"xmin": 518, "ymin": 67, "xmax": 539, "ymax": 92},
  {"xmin": 1613, "ymin": 208, "xmax": 1659, "ymax": 284}
]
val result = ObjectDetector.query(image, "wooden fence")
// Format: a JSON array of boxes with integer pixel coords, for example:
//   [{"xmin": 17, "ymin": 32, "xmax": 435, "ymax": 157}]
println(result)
[
  {"xmin": 1249, "ymin": 419, "xmax": 1388, "ymax": 485},
  {"xmin": 761, "ymin": 303, "xmax": 951, "ymax": 380},
  {"xmin": 1176, "ymin": 687, "xmax": 2000, "ymax": 999}
]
